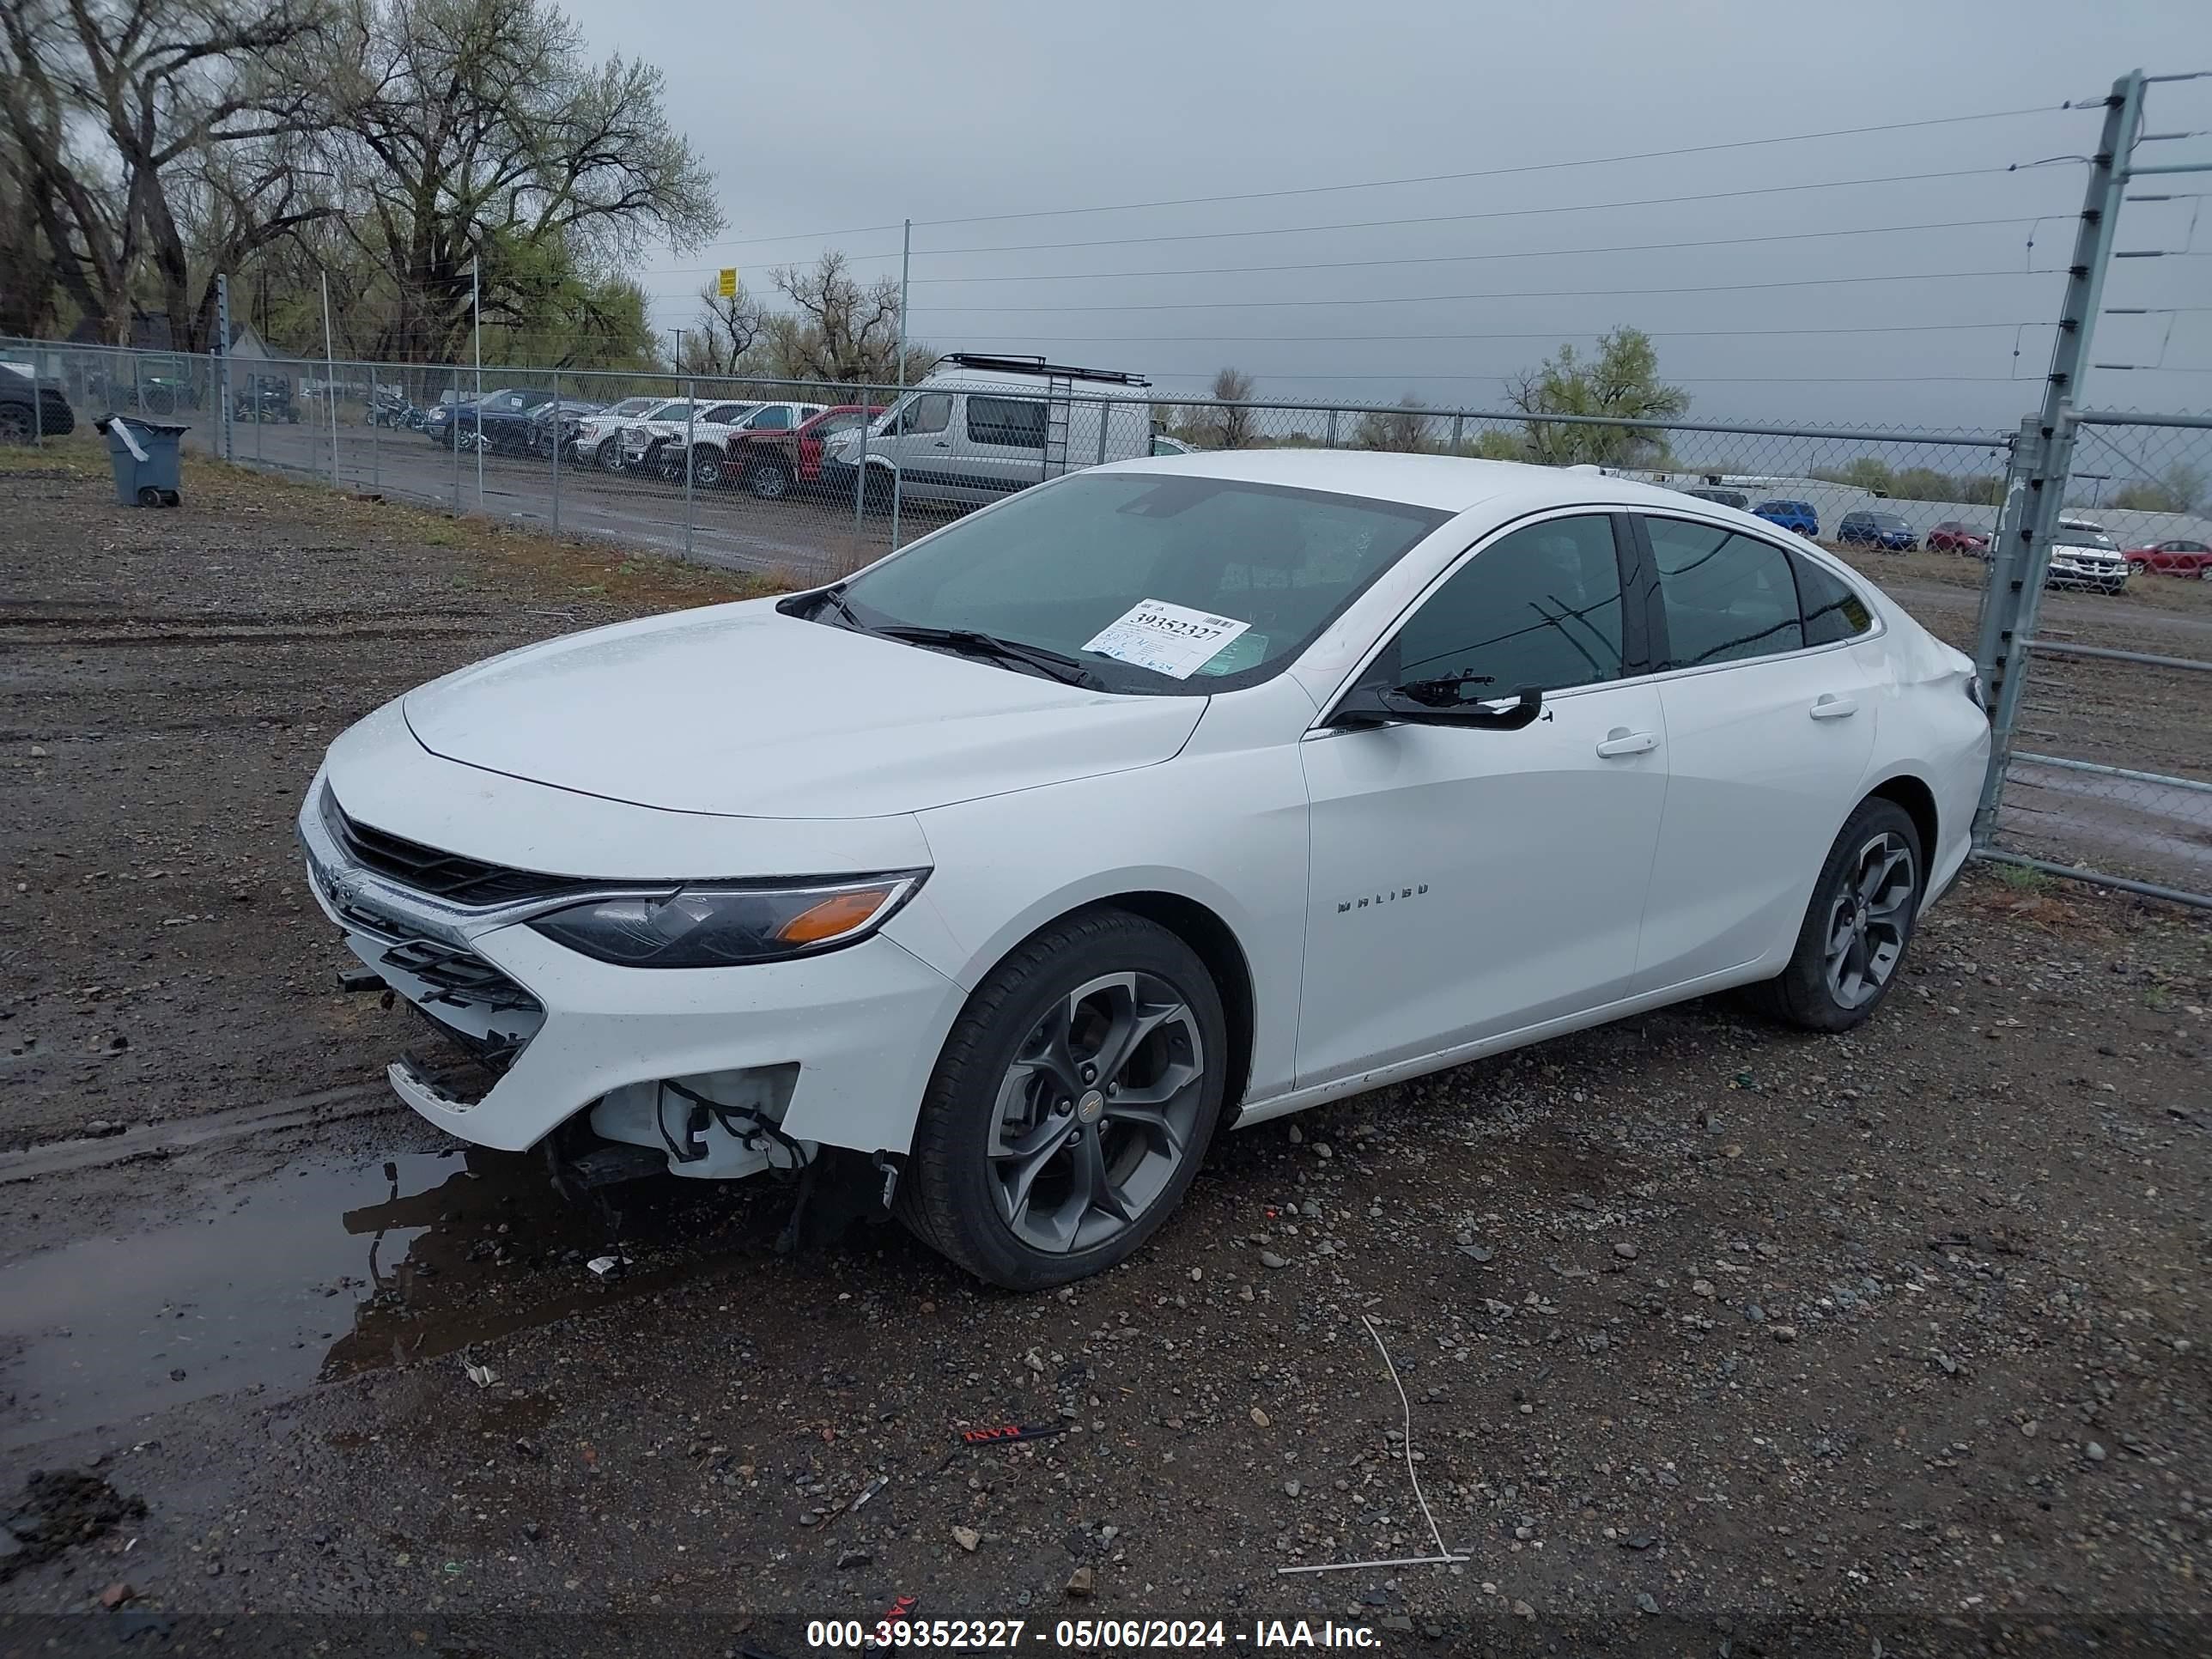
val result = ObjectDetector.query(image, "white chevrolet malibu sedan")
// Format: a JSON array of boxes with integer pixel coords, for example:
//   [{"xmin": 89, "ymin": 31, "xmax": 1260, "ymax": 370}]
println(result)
[{"xmin": 300, "ymin": 452, "xmax": 1990, "ymax": 1287}]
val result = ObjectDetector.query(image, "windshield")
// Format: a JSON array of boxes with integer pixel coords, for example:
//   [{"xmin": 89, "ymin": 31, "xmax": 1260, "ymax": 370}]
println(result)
[
  {"xmin": 2061, "ymin": 525, "xmax": 2118, "ymax": 550},
  {"xmin": 825, "ymin": 473, "xmax": 1449, "ymax": 694}
]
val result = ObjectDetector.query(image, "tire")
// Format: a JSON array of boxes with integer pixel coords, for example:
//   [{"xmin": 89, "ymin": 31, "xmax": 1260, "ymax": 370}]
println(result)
[
  {"xmin": 1746, "ymin": 799, "xmax": 1923, "ymax": 1033},
  {"xmin": 0, "ymin": 406, "xmax": 29, "ymax": 445},
  {"xmin": 137, "ymin": 485, "xmax": 162, "ymax": 507},
  {"xmin": 595, "ymin": 437, "xmax": 623, "ymax": 472},
  {"xmin": 161, "ymin": 490, "xmax": 180, "ymax": 507},
  {"xmin": 897, "ymin": 909, "xmax": 1230, "ymax": 1289},
  {"xmin": 689, "ymin": 447, "xmax": 725, "ymax": 490},
  {"xmin": 748, "ymin": 454, "xmax": 795, "ymax": 500}
]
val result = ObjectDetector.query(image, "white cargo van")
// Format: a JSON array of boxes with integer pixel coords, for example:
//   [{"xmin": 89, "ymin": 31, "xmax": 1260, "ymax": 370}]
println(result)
[{"xmin": 821, "ymin": 354, "xmax": 1155, "ymax": 510}]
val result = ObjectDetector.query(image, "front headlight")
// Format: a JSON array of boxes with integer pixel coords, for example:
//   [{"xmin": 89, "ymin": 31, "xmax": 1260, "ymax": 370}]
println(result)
[{"xmin": 527, "ymin": 872, "xmax": 927, "ymax": 968}]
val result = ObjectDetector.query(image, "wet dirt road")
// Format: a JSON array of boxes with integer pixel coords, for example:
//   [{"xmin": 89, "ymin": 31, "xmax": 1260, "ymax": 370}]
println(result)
[{"xmin": 3, "ymin": 451, "xmax": 2208, "ymax": 1655}]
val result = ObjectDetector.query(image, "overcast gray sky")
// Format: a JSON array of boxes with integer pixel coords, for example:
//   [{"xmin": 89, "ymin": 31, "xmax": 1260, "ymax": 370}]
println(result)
[{"xmin": 570, "ymin": 0, "xmax": 2210, "ymax": 430}]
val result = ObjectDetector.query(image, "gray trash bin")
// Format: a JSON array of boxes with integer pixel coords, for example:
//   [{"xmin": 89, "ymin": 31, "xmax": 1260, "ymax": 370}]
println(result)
[{"xmin": 94, "ymin": 414, "xmax": 189, "ymax": 507}]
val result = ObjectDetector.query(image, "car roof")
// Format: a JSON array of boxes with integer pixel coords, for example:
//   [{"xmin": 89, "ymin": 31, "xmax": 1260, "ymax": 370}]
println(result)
[{"xmin": 1092, "ymin": 450, "xmax": 1758, "ymax": 517}]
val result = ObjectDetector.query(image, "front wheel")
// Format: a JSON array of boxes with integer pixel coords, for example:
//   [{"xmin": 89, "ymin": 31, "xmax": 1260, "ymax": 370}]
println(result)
[
  {"xmin": 689, "ymin": 447, "xmax": 726, "ymax": 490},
  {"xmin": 1747, "ymin": 799, "xmax": 1923, "ymax": 1033},
  {"xmin": 898, "ymin": 910, "xmax": 1228, "ymax": 1289},
  {"xmin": 595, "ymin": 437, "xmax": 623, "ymax": 471}
]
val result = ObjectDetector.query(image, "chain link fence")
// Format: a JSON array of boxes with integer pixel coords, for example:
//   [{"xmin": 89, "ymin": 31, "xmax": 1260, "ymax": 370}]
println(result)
[{"xmin": 4, "ymin": 334, "xmax": 2208, "ymax": 902}]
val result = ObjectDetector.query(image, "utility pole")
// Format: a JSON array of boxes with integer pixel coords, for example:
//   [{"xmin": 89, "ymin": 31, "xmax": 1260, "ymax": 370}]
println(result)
[
  {"xmin": 890, "ymin": 216, "xmax": 910, "ymax": 550},
  {"xmin": 215, "ymin": 273, "xmax": 233, "ymax": 463},
  {"xmin": 471, "ymin": 255, "xmax": 484, "ymax": 509},
  {"xmin": 319, "ymin": 270, "xmax": 340, "ymax": 488}
]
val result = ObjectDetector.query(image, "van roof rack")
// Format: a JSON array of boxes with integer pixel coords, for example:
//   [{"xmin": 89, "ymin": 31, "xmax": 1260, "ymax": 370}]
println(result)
[{"xmin": 938, "ymin": 352, "xmax": 1151, "ymax": 388}]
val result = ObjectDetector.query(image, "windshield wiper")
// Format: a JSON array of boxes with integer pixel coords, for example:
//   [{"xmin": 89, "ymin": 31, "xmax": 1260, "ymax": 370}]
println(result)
[{"xmin": 873, "ymin": 625, "xmax": 1099, "ymax": 687}]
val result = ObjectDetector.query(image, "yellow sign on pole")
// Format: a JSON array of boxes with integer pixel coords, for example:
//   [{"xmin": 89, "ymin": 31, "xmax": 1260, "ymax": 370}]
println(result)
[{"xmin": 716, "ymin": 268, "xmax": 738, "ymax": 299}]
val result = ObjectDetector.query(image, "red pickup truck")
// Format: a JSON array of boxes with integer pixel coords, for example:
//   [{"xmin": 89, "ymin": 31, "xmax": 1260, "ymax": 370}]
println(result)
[{"xmin": 735, "ymin": 405, "xmax": 884, "ymax": 500}]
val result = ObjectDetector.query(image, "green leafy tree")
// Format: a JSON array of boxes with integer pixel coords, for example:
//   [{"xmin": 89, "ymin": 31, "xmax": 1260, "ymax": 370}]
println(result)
[
  {"xmin": 1506, "ymin": 327, "xmax": 1687, "ymax": 467},
  {"xmin": 325, "ymin": 0, "xmax": 721, "ymax": 362},
  {"xmin": 2111, "ymin": 463, "xmax": 2206, "ymax": 515},
  {"xmin": 1825, "ymin": 457, "xmax": 1897, "ymax": 494}
]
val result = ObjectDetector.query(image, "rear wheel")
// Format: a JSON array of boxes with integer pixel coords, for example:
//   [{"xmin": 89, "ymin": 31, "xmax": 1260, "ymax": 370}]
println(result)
[
  {"xmin": 1747, "ymin": 799, "xmax": 1922, "ymax": 1033},
  {"xmin": 748, "ymin": 454, "xmax": 795, "ymax": 500},
  {"xmin": 898, "ymin": 910, "xmax": 1227, "ymax": 1289}
]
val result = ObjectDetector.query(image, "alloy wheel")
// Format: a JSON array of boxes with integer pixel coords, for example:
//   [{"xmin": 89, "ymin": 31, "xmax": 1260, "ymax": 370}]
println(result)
[
  {"xmin": 1823, "ymin": 831, "xmax": 1915, "ymax": 1009},
  {"xmin": 988, "ymin": 971, "xmax": 1206, "ymax": 1255}
]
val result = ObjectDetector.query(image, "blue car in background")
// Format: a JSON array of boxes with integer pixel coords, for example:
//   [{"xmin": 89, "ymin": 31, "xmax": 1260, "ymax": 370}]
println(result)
[
  {"xmin": 1836, "ymin": 509, "xmax": 1918, "ymax": 552},
  {"xmin": 1754, "ymin": 498, "xmax": 1819, "ymax": 537}
]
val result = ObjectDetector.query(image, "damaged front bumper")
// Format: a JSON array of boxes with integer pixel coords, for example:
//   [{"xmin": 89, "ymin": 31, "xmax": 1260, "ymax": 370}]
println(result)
[{"xmin": 296, "ymin": 771, "xmax": 968, "ymax": 1176}]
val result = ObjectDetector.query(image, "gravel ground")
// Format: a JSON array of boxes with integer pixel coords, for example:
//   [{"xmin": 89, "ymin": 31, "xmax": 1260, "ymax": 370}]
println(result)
[
  {"xmin": 0, "ymin": 444, "xmax": 769, "ymax": 1152},
  {"xmin": 1, "ymin": 452, "xmax": 2206, "ymax": 1656}
]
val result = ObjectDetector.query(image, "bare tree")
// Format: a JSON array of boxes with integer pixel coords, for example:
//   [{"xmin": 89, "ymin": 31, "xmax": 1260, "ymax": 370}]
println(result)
[
  {"xmin": 678, "ymin": 276, "xmax": 767, "ymax": 376},
  {"xmin": 761, "ymin": 252, "xmax": 913, "ymax": 384},
  {"xmin": 1353, "ymin": 393, "xmax": 1434, "ymax": 453},
  {"xmin": 0, "ymin": 0, "xmax": 341, "ymax": 348},
  {"xmin": 1190, "ymin": 366, "xmax": 1257, "ymax": 450}
]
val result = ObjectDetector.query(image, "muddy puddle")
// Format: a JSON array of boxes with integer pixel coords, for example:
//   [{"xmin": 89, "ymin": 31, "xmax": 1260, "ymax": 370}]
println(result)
[{"xmin": 0, "ymin": 1147, "xmax": 753, "ymax": 1451}]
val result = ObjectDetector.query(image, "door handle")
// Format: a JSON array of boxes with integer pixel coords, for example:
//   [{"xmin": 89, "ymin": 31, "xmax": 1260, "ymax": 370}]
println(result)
[
  {"xmin": 1809, "ymin": 694, "xmax": 1858, "ymax": 720},
  {"xmin": 932, "ymin": 441, "xmax": 950, "ymax": 448},
  {"xmin": 1595, "ymin": 727, "xmax": 1658, "ymax": 758}
]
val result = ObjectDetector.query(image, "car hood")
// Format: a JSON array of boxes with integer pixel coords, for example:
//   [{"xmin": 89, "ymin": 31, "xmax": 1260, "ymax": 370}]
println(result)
[{"xmin": 401, "ymin": 599, "xmax": 1206, "ymax": 819}]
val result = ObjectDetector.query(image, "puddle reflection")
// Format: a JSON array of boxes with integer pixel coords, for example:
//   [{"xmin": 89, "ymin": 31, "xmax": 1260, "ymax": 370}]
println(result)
[{"xmin": 0, "ymin": 1146, "xmax": 741, "ymax": 1450}]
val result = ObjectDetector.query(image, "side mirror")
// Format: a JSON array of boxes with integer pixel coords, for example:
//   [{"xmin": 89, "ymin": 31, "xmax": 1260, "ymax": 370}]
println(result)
[{"xmin": 1329, "ymin": 683, "xmax": 1544, "ymax": 732}]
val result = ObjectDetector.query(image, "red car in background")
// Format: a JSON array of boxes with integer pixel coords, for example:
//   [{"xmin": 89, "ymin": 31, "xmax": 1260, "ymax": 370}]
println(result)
[
  {"xmin": 735, "ymin": 404, "xmax": 884, "ymax": 500},
  {"xmin": 1927, "ymin": 520, "xmax": 1991, "ymax": 556},
  {"xmin": 2124, "ymin": 537, "xmax": 2212, "ymax": 576}
]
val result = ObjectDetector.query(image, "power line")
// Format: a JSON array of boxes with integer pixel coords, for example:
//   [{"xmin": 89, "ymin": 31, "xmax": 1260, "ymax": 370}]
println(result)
[
  {"xmin": 900, "ymin": 217, "xmax": 2040, "ymax": 287},
  {"xmin": 908, "ymin": 267, "xmax": 2065, "ymax": 315},
  {"xmin": 907, "ymin": 104, "xmax": 2072, "ymax": 229},
  {"xmin": 909, "ymin": 167, "xmax": 2043, "ymax": 258}
]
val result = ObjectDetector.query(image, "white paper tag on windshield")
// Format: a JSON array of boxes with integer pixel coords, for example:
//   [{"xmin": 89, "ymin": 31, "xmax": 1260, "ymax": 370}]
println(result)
[{"xmin": 1083, "ymin": 599, "xmax": 1253, "ymax": 680}]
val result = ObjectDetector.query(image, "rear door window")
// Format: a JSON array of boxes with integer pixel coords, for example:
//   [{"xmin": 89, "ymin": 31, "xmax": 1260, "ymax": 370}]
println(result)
[
  {"xmin": 1643, "ymin": 517, "xmax": 1805, "ymax": 669},
  {"xmin": 1794, "ymin": 555, "xmax": 1875, "ymax": 645}
]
